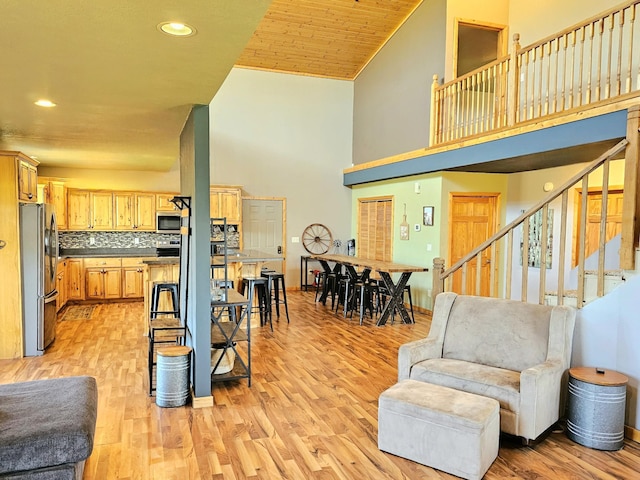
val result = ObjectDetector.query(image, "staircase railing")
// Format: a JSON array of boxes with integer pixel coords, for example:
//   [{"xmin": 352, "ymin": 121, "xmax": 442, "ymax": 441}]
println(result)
[
  {"xmin": 430, "ymin": 1, "xmax": 640, "ymax": 145},
  {"xmin": 431, "ymin": 139, "xmax": 628, "ymax": 307}
]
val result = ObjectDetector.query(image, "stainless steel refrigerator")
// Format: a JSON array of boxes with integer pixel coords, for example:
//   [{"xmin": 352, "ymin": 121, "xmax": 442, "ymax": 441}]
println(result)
[{"xmin": 20, "ymin": 203, "xmax": 59, "ymax": 356}]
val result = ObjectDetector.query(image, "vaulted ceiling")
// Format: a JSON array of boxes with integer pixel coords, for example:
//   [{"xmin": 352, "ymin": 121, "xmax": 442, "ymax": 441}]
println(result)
[{"xmin": 0, "ymin": 0, "xmax": 422, "ymax": 172}]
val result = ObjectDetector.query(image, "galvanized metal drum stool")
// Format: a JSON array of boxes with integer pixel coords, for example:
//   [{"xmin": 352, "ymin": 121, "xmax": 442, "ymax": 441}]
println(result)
[
  {"xmin": 566, "ymin": 366, "xmax": 628, "ymax": 450},
  {"xmin": 156, "ymin": 345, "xmax": 192, "ymax": 408}
]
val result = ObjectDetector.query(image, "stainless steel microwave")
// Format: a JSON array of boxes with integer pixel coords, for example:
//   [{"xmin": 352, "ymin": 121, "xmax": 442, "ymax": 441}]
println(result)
[{"xmin": 156, "ymin": 212, "xmax": 181, "ymax": 233}]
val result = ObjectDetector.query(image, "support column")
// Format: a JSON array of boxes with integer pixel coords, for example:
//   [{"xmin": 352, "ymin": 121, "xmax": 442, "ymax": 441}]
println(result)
[{"xmin": 621, "ymin": 106, "xmax": 640, "ymax": 270}]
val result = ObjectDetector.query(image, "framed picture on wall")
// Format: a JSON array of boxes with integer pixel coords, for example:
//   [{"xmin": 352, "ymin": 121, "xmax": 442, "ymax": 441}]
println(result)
[{"xmin": 423, "ymin": 206, "xmax": 434, "ymax": 226}]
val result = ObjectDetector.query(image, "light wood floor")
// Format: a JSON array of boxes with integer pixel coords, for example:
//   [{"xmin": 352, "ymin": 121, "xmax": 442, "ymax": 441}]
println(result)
[{"xmin": 1, "ymin": 292, "xmax": 639, "ymax": 479}]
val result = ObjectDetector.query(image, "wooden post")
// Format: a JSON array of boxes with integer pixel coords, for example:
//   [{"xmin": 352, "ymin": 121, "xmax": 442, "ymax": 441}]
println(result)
[
  {"xmin": 432, "ymin": 257, "xmax": 445, "ymax": 306},
  {"xmin": 621, "ymin": 105, "xmax": 640, "ymax": 270},
  {"xmin": 429, "ymin": 74, "xmax": 439, "ymax": 146},
  {"xmin": 507, "ymin": 33, "xmax": 521, "ymax": 126}
]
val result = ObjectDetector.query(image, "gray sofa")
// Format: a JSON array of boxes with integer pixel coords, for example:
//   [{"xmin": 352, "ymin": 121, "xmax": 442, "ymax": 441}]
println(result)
[
  {"xmin": 398, "ymin": 293, "xmax": 576, "ymax": 443},
  {"xmin": 0, "ymin": 376, "xmax": 98, "ymax": 479}
]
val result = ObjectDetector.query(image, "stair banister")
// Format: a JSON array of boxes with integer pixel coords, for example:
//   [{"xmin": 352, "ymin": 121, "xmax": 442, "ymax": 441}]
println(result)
[{"xmin": 432, "ymin": 138, "xmax": 628, "ymax": 305}]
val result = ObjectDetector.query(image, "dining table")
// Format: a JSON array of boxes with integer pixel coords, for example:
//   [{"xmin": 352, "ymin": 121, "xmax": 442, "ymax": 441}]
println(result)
[{"xmin": 310, "ymin": 253, "xmax": 429, "ymax": 326}]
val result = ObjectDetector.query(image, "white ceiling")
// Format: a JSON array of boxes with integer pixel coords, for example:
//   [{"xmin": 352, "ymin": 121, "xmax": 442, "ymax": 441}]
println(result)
[{"xmin": 0, "ymin": 0, "xmax": 272, "ymax": 172}]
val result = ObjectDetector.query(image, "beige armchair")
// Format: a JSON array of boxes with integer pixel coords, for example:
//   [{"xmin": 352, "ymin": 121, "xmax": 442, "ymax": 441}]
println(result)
[{"xmin": 398, "ymin": 292, "xmax": 576, "ymax": 443}]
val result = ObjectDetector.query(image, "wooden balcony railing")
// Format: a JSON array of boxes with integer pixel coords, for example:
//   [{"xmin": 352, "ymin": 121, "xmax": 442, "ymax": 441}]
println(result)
[
  {"xmin": 431, "ymin": 139, "xmax": 629, "ymax": 307},
  {"xmin": 430, "ymin": 1, "xmax": 640, "ymax": 145}
]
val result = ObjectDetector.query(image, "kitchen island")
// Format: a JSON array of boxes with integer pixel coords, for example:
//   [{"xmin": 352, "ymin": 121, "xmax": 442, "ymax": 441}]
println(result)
[{"xmin": 142, "ymin": 250, "xmax": 284, "ymax": 318}]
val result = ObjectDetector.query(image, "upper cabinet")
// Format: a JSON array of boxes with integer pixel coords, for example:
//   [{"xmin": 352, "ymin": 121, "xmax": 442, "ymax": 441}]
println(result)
[
  {"xmin": 39, "ymin": 179, "xmax": 67, "ymax": 230},
  {"xmin": 67, "ymin": 189, "xmax": 113, "ymax": 230},
  {"xmin": 210, "ymin": 186, "xmax": 242, "ymax": 224},
  {"xmin": 114, "ymin": 192, "xmax": 156, "ymax": 231},
  {"xmin": 156, "ymin": 193, "xmax": 180, "ymax": 212},
  {"xmin": 17, "ymin": 156, "xmax": 38, "ymax": 203}
]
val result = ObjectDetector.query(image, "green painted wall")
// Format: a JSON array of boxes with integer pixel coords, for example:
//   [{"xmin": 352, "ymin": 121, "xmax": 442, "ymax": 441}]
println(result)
[{"xmin": 351, "ymin": 171, "xmax": 508, "ymax": 310}]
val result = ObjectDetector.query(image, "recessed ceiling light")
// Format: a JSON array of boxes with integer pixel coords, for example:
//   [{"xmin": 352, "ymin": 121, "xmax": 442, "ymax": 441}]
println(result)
[
  {"xmin": 35, "ymin": 99, "xmax": 56, "ymax": 108},
  {"xmin": 158, "ymin": 22, "xmax": 196, "ymax": 37}
]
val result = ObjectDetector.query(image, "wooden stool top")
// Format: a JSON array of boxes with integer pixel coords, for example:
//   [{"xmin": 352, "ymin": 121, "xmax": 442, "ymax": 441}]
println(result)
[
  {"xmin": 157, "ymin": 346, "xmax": 192, "ymax": 357},
  {"xmin": 569, "ymin": 367, "xmax": 628, "ymax": 386}
]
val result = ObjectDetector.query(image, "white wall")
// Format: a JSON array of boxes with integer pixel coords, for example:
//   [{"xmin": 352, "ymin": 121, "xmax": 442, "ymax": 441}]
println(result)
[
  {"xmin": 209, "ymin": 68, "xmax": 354, "ymax": 283},
  {"xmin": 444, "ymin": 0, "xmax": 510, "ymax": 81},
  {"xmin": 505, "ymin": 160, "xmax": 626, "ymax": 300},
  {"xmin": 509, "ymin": 0, "xmax": 622, "ymax": 47},
  {"xmin": 352, "ymin": 0, "xmax": 447, "ymax": 165},
  {"xmin": 38, "ymin": 164, "xmax": 180, "ymax": 192},
  {"xmin": 573, "ymin": 274, "xmax": 640, "ymax": 429}
]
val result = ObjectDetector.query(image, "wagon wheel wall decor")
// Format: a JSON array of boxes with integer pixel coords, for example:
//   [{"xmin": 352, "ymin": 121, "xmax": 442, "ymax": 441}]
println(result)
[{"xmin": 302, "ymin": 223, "xmax": 333, "ymax": 255}]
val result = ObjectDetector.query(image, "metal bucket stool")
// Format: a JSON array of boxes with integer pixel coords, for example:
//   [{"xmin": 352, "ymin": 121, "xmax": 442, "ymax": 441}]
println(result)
[
  {"xmin": 566, "ymin": 366, "xmax": 628, "ymax": 450},
  {"xmin": 156, "ymin": 345, "xmax": 192, "ymax": 408}
]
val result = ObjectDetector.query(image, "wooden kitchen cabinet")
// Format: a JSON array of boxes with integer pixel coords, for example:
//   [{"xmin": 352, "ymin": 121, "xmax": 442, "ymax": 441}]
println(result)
[
  {"xmin": 18, "ymin": 156, "xmax": 38, "ymax": 203},
  {"xmin": 39, "ymin": 179, "xmax": 67, "ymax": 230},
  {"xmin": 67, "ymin": 189, "xmax": 114, "ymax": 230},
  {"xmin": 121, "ymin": 258, "xmax": 149, "ymax": 298},
  {"xmin": 114, "ymin": 192, "xmax": 156, "ymax": 231},
  {"xmin": 0, "ymin": 151, "xmax": 40, "ymax": 358},
  {"xmin": 66, "ymin": 259, "xmax": 84, "ymax": 301},
  {"xmin": 56, "ymin": 259, "xmax": 67, "ymax": 312},
  {"xmin": 210, "ymin": 186, "xmax": 242, "ymax": 224},
  {"xmin": 156, "ymin": 193, "xmax": 180, "ymax": 212},
  {"xmin": 84, "ymin": 258, "xmax": 122, "ymax": 300}
]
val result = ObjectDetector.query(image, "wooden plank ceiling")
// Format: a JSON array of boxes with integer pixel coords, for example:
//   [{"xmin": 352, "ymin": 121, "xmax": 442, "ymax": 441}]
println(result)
[{"xmin": 235, "ymin": 0, "xmax": 423, "ymax": 80}]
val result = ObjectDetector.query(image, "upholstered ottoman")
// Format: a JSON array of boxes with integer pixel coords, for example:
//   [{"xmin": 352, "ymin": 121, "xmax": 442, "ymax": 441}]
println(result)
[
  {"xmin": 0, "ymin": 376, "xmax": 98, "ymax": 479},
  {"xmin": 378, "ymin": 380, "xmax": 499, "ymax": 480}
]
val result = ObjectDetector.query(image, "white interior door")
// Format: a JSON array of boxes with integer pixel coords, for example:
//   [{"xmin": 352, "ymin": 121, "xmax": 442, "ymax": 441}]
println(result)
[{"xmin": 242, "ymin": 199, "xmax": 284, "ymax": 271}]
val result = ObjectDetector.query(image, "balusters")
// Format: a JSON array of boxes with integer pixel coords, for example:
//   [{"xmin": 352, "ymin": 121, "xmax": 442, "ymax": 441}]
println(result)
[{"xmin": 557, "ymin": 190, "xmax": 569, "ymax": 305}]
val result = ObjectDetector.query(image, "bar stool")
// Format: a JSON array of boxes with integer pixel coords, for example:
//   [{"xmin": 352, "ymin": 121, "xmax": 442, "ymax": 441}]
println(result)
[
  {"xmin": 261, "ymin": 270, "xmax": 290, "ymax": 324},
  {"xmin": 148, "ymin": 318, "xmax": 186, "ymax": 395},
  {"xmin": 335, "ymin": 276, "xmax": 354, "ymax": 317},
  {"xmin": 349, "ymin": 280, "xmax": 376, "ymax": 325},
  {"xmin": 240, "ymin": 276, "xmax": 271, "ymax": 331},
  {"xmin": 315, "ymin": 270, "xmax": 341, "ymax": 308},
  {"xmin": 150, "ymin": 282, "xmax": 179, "ymax": 319}
]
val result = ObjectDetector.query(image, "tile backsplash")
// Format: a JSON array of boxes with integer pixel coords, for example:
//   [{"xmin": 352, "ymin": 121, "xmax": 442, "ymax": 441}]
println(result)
[
  {"xmin": 59, "ymin": 231, "xmax": 179, "ymax": 249},
  {"xmin": 59, "ymin": 226, "xmax": 240, "ymax": 249}
]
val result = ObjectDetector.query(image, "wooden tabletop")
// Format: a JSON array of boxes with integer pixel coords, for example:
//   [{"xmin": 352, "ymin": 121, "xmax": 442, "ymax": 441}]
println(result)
[
  {"xmin": 569, "ymin": 367, "xmax": 628, "ymax": 386},
  {"xmin": 310, "ymin": 253, "xmax": 428, "ymax": 274},
  {"xmin": 211, "ymin": 289, "xmax": 249, "ymax": 306}
]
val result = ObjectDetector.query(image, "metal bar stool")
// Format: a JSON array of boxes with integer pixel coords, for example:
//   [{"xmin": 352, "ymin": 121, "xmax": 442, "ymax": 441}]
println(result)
[
  {"xmin": 261, "ymin": 270, "xmax": 290, "ymax": 324},
  {"xmin": 150, "ymin": 282, "xmax": 179, "ymax": 319},
  {"xmin": 240, "ymin": 276, "xmax": 271, "ymax": 331}
]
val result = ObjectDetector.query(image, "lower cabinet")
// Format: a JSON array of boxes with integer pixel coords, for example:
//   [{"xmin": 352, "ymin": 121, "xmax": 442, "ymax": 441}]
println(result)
[
  {"xmin": 64, "ymin": 257, "xmax": 152, "ymax": 302},
  {"xmin": 85, "ymin": 267, "xmax": 122, "ymax": 300},
  {"xmin": 56, "ymin": 260, "xmax": 67, "ymax": 312},
  {"xmin": 121, "ymin": 258, "xmax": 149, "ymax": 298},
  {"xmin": 67, "ymin": 259, "xmax": 84, "ymax": 301}
]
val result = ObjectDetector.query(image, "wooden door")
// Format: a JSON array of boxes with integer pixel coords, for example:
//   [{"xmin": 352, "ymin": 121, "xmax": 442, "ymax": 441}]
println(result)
[
  {"xmin": 67, "ymin": 190, "xmax": 91, "ymax": 230},
  {"xmin": 449, "ymin": 193, "xmax": 499, "ymax": 296},
  {"xmin": 242, "ymin": 198, "xmax": 284, "ymax": 272},
  {"xmin": 574, "ymin": 188, "xmax": 623, "ymax": 265}
]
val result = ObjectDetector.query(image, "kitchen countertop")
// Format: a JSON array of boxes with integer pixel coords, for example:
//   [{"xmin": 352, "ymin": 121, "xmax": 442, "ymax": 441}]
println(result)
[
  {"xmin": 59, "ymin": 248, "xmax": 158, "ymax": 258},
  {"xmin": 142, "ymin": 250, "xmax": 284, "ymax": 265}
]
